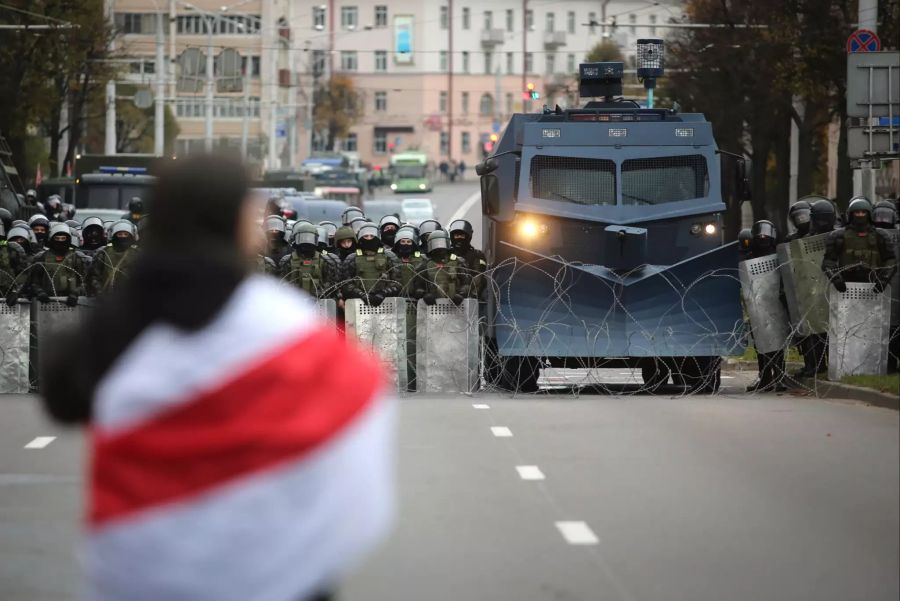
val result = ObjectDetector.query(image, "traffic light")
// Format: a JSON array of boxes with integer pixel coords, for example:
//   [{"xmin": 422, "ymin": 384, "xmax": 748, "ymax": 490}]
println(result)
[
  {"xmin": 489, "ymin": 133, "xmax": 499, "ymax": 143},
  {"xmin": 526, "ymin": 81, "xmax": 540, "ymax": 100},
  {"xmin": 482, "ymin": 141, "xmax": 493, "ymax": 157}
]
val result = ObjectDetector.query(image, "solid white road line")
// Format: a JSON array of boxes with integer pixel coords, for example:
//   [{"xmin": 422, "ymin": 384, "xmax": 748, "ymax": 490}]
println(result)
[
  {"xmin": 490, "ymin": 426, "xmax": 513, "ymax": 437},
  {"xmin": 24, "ymin": 436, "xmax": 56, "ymax": 449},
  {"xmin": 472, "ymin": 403, "xmax": 491, "ymax": 409},
  {"xmin": 516, "ymin": 465, "xmax": 546, "ymax": 481},
  {"xmin": 448, "ymin": 190, "xmax": 481, "ymax": 225},
  {"xmin": 555, "ymin": 521, "xmax": 600, "ymax": 545}
]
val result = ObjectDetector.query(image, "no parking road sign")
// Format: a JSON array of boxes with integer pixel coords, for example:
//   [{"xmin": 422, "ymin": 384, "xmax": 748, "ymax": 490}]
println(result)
[{"xmin": 847, "ymin": 29, "xmax": 881, "ymax": 53}]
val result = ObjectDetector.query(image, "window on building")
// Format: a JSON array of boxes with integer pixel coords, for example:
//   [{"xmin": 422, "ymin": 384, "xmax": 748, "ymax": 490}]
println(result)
[
  {"xmin": 440, "ymin": 132, "xmax": 449, "ymax": 155},
  {"xmin": 374, "ymin": 131, "xmax": 387, "ymax": 153},
  {"xmin": 484, "ymin": 52, "xmax": 493, "ymax": 74},
  {"xmin": 524, "ymin": 52, "xmax": 533, "ymax": 73},
  {"xmin": 649, "ymin": 14, "xmax": 657, "ymax": 36},
  {"xmin": 505, "ymin": 92, "xmax": 513, "ymax": 115},
  {"xmin": 461, "ymin": 51, "xmax": 470, "ymax": 73},
  {"xmin": 461, "ymin": 91, "xmax": 470, "ymax": 114},
  {"xmin": 440, "ymin": 6, "xmax": 448, "ymax": 29},
  {"xmin": 483, "ymin": 10, "xmax": 492, "ymax": 30},
  {"xmin": 506, "ymin": 52, "xmax": 514, "ymax": 74},
  {"xmin": 375, "ymin": 50, "xmax": 387, "ymax": 71},
  {"xmin": 567, "ymin": 11, "xmax": 575, "ymax": 34},
  {"xmin": 588, "ymin": 11, "xmax": 596, "ymax": 34},
  {"xmin": 439, "ymin": 91, "xmax": 448, "ymax": 113},
  {"xmin": 566, "ymin": 53, "xmax": 575, "ymax": 73},
  {"xmin": 312, "ymin": 49, "xmax": 326, "ymax": 75},
  {"xmin": 313, "ymin": 6, "xmax": 326, "ymax": 30},
  {"xmin": 506, "ymin": 8, "xmax": 514, "ymax": 31},
  {"xmin": 546, "ymin": 12, "xmax": 555, "ymax": 32},
  {"xmin": 629, "ymin": 13, "xmax": 637, "ymax": 34},
  {"xmin": 462, "ymin": 7, "xmax": 470, "ymax": 29},
  {"xmin": 439, "ymin": 50, "xmax": 448, "ymax": 71},
  {"xmin": 479, "ymin": 93, "xmax": 494, "ymax": 116},
  {"xmin": 340, "ymin": 51, "xmax": 358, "ymax": 71},
  {"xmin": 341, "ymin": 6, "xmax": 358, "ymax": 30},
  {"xmin": 525, "ymin": 9, "xmax": 533, "ymax": 30},
  {"xmin": 545, "ymin": 53, "xmax": 555, "ymax": 74},
  {"xmin": 116, "ymin": 13, "xmax": 157, "ymax": 34},
  {"xmin": 461, "ymin": 132, "xmax": 471, "ymax": 153},
  {"xmin": 375, "ymin": 5, "xmax": 388, "ymax": 27},
  {"xmin": 375, "ymin": 91, "xmax": 387, "ymax": 111},
  {"xmin": 241, "ymin": 55, "xmax": 262, "ymax": 78},
  {"xmin": 344, "ymin": 133, "xmax": 358, "ymax": 152}
]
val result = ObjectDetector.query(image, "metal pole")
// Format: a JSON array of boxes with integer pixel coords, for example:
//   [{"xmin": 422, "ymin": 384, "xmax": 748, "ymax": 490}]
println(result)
[
  {"xmin": 205, "ymin": 16, "xmax": 214, "ymax": 152},
  {"xmin": 241, "ymin": 74, "xmax": 249, "ymax": 159},
  {"xmin": 448, "ymin": 0, "xmax": 453, "ymax": 162},
  {"xmin": 269, "ymin": 101, "xmax": 278, "ymax": 169},
  {"xmin": 105, "ymin": 80, "xmax": 116, "ymax": 154},
  {"xmin": 522, "ymin": 0, "xmax": 528, "ymax": 113},
  {"xmin": 154, "ymin": 12, "xmax": 165, "ymax": 156},
  {"xmin": 853, "ymin": 0, "xmax": 878, "ymax": 199}
]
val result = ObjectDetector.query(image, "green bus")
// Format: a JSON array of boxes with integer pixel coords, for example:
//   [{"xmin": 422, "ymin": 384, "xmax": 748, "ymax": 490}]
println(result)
[{"xmin": 389, "ymin": 151, "xmax": 431, "ymax": 193}]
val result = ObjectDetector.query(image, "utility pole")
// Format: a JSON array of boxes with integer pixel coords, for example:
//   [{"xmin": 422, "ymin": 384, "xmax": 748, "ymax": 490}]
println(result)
[
  {"xmin": 853, "ymin": 0, "xmax": 879, "ymax": 200},
  {"xmin": 104, "ymin": 0, "xmax": 116, "ymax": 154},
  {"xmin": 522, "ymin": 0, "xmax": 529, "ymax": 113},
  {"xmin": 154, "ymin": 11, "xmax": 165, "ymax": 156},
  {"xmin": 448, "ymin": 0, "xmax": 453, "ymax": 163},
  {"xmin": 205, "ymin": 15, "xmax": 214, "ymax": 152},
  {"xmin": 241, "ymin": 72, "xmax": 249, "ymax": 159}
]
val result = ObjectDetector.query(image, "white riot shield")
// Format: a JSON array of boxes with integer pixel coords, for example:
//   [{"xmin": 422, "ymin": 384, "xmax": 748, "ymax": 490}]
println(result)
[
  {"xmin": 739, "ymin": 255, "xmax": 791, "ymax": 354},
  {"xmin": 885, "ymin": 229, "xmax": 899, "ymax": 327},
  {"xmin": 416, "ymin": 299, "xmax": 479, "ymax": 393},
  {"xmin": 777, "ymin": 233, "xmax": 829, "ymax": 336},
  {"xmin": 31, "ymin": 297, "xmax": 96, "ymax": 392},
  {"xmin": 316, "ymin": 298, "xmax": 337, "ymax": 323},
  {"xmin": 344, "ymin": 297, "xmax": 407, "ymax": 391},
  {"xmin": 404, "ymin": 300, "xmax": 417, "ymax": 392},
  {"xmin": 0, "ymin": 301, "xmax": 31, "ymax": 393},
  {"xmin": 828, "ymin": 283, "xmax": 891, "ymax": 379}
]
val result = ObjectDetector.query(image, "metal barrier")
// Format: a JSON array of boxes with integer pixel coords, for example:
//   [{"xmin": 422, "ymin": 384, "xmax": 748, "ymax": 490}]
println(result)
[
  {"xmin": 828, "ymin": 283, "xmax": 891, "ymax": 379},
  {"xmin": 344, "ymin": 297, "xmax": 408, "ymax": 392},
  {"xmin": 416, "ymin": 299, "xmax": 479, "ymax": 393},
  {"xmin": 739, "ymin": 255, "xmax": 791, "ymax": 354},
  {"xmin": 30, "ymin": 297, "xmax": 95, "ymax": 392},
  {"xmin": 316, "ymin": 298, "xmax": 337, "ymax": 323},
  {"xmin": 778, "ymin": 233, "xmax": 829, "ymax": 336},
  {"xmin": 0, "ymin": 301, "xmax": 31, "ymax": 393},
  {"xmin": 885, "ymin": 229, "xmax": 899, "ymax": 327},
  {"xmin": 404, "ymin": 300, "xmax": 417, "ymax": 392}
]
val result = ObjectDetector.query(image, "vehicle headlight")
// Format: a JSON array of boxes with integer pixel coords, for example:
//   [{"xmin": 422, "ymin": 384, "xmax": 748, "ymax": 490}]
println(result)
[
  {"xmin": 704, "ymin": 223, "xmax": 717, "ymax": 235},
  {"xmin": 418, "ymin": 183, "xmax": 426, "ymax": 190},
  {"xmin": 690, "ymin": 223, "xmax": 702, "ymax": 236},
  {"xmin": 390, "ymin": 183, "xmax": 397, "ymax": 190},
  {"xmin": 518, "ymin": 218, "xmax": 548, "ymax": 240}
]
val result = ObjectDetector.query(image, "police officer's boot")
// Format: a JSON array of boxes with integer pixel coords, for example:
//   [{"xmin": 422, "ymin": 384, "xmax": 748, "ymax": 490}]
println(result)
[
  {"xmin": 792, "ymin": 337, "xmax": 817, "ymax": 379},
  {"xmin": 746, "ymin": 353, "xmax": 767, "ymax": 392}
]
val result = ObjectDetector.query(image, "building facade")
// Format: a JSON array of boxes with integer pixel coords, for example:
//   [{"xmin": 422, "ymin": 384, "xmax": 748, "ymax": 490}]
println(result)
[{"xmin": 108, "ymin": 0, "xmax": 682, "ymax": 172}]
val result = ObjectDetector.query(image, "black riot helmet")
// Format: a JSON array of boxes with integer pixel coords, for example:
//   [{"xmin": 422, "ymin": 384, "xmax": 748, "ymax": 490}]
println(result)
[
  {"xmin": 788, "ymin": 199, "xmax": 812, "ymax": 234},
  {"xmin": 425, "ymin": 228, "xmax": 452, "ymax": 260},
  {"xmin": 846, "ymin": 197, "xmax": 873, "ymax": 231},
  {"xmin": 0, "ymin": 207, "xmax": 12, "ymax": 233},
  {"xmin": 810, "ymin": 199, "xmax": 836, "ymax": 234},
  {"xmin": 418, "ymin": 219, "xmax": 441, "ymax": 245},
  {"xmin": 449, "ymin": 219, "xmax": 474, "ymax": 251},
  {"xmin": 379, "ymin": 215, "xmax": 401, "ymax": 246},
  {"xmin": 341, "ymin": 206, "xmax": 365, "ymax": 225},
  {"xmin": 872, "ymin": 200, "xmax": 897, "ymax": 229},
  {"xmin": 129, "ymin": 197, "xmax": 144, "ymax": 215},
  {"xmin": 750, "ymin": 220, "xmax": 777, "ymax": 257}
]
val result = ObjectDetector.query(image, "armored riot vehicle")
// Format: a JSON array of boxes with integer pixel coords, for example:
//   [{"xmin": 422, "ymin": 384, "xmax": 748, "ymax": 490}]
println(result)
[{"xmin": 478, "ymin": 59, "xmax": 749, "ymax": 392}]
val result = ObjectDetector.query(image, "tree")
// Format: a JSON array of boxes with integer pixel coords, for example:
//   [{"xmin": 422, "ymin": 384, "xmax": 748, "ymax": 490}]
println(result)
[
  {"xmin": 585, "ymin": 41, "xmax": 624, "ymax": 64},
  {"xmin": 312, "ymin": 75, "xmax": 363, "ymax": 151}
]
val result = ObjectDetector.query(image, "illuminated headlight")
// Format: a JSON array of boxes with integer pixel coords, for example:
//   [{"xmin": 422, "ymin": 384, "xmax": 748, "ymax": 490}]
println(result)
[
  {"xmin": 418, "ymin": 183, "xmax": 426, "ymax": 190},
  {"xmin": 690, "ymin": 223, "xmax": 702, "ymax": 236},
  {"xmin": 704, "ymin": 223, "xmax": 717, "ymax": 235},
  {"xmin": 390, "ymin": 183, "xmax": 397, "ymax": 190},
  {"xmin": 518, "ymin": 218, "xmax": 548, "ymax": 239}
]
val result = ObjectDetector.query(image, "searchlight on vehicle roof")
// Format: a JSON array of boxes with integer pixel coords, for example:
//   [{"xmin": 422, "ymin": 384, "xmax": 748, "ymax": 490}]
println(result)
[{"xmin": 637, "ymin": 38, "xmax": 665, "ymax": 108}]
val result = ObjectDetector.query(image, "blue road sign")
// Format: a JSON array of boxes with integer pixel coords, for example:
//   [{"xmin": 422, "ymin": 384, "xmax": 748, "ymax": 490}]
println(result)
[{"xmin": 847, "ymin": 29, "xmax": 881, "ymax": 53}]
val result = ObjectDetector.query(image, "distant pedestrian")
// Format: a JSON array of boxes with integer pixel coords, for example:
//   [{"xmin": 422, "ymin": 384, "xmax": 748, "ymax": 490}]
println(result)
[
  {"xmin": 458, "ymin": 160, "xmax": 466, "ymax": 181},
  {"xmin": 449, "ymin": 159, "xmax": 458, "ymax": 182},
  {"xmin": 41, "ymin": 154, "xmax": 395, "ymax": 601},
  {"xmin": 439, "ymin": 160, "xmax": 449, "ymax": 182}
]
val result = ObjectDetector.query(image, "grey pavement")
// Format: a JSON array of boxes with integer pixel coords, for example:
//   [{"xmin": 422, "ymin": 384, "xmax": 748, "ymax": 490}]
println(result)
[{"xmin": 2, "ymin": 391, "xmax": 898, "ymax": 601}]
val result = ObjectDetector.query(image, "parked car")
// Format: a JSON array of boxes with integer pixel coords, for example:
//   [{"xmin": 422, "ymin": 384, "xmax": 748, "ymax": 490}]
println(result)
[{"xmin": 400, "ymin": 198, "xmax": 434, "ymax": 226}]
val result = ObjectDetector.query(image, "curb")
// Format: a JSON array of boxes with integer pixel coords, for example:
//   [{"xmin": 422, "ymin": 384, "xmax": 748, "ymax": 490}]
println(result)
[{"xmin": 796, "ymin": 379, "xmax": 899, "ymax": 411}]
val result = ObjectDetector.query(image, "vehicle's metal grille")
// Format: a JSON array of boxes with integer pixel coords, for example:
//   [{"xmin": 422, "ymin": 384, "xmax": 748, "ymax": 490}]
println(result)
[
  {"xmin": 530, "ymin": 156, "xmax": 616, "ymax": 205},
  {"xmin": 621, "ymin": 155, "xmax": 708, "ymax": 206}
]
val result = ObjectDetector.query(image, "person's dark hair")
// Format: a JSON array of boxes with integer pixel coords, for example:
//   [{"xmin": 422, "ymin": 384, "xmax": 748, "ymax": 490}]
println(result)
[{"xmin": 42, "ymin": 154, "xmax": 252, "ymax": 424}]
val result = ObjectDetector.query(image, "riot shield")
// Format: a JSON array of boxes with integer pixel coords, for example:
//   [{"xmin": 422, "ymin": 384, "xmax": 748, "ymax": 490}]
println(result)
[
  {"xmin": 777, "ymin": 233, "xmax": 829, "ymax": 336},
  {"xmin": 739, "ymin": 255, "xmax": 791, "ymax": 355},
  {"xmin": 0, "ymin": 301, "xmax": 31, "ymax": 393},
  {"xmin": 828, "ymin": 283, "xmax": 891, "ymax": 379},
  {"xmin": 416, "ymin": 299, "xmax": 479, "ymax": 393},
  {"xmin": 885, "ymin": 229, "xmax": 899, "ymax": 327},
  {"xmin": 344, "ymin": 297, "xmax": 407, "ymax": 391},
  {"xmin": 405, "ymin": 300, "xmax": 417, "ymax": 392},
  {"xmin": 30, "ymin": 297, "xmax": 96, "ymax": 392},
  {"xmin": 316, "ymin": 298, "xmax": 337, "ymax": 323}
]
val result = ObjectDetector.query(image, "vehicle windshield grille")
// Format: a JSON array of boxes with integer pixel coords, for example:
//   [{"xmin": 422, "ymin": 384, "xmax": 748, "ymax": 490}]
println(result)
[
  {"xmin": 530, "ymin": 156, "xmax": 616, "ymax": 205},
  {"xmin": 621, "ymin": 155, "xmax": 708, "ymax": 206}
]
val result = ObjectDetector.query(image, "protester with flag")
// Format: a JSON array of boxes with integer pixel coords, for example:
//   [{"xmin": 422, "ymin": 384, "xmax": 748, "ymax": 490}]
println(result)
[{"xmin": 41, "ymin": 154, "xmax": 395, "ymax": 601}]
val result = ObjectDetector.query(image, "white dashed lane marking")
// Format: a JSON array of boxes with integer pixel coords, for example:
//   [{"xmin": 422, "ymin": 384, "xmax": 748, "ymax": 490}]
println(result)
[
  {"xmin": 555, "ymin": 521, "xmax": 600, "ymax": 545},
  {"xmin": 472, "ymin": 403, "xmax": 491, "ymax": 409},
  {"xmin": 490, "ymin": 426, "xmax": 513, "ymax": 437},
  {"xmin": 24, "ymin": 436, "xmax": 56, "ymax": 449},
  {"xmin": 516, "ymin": 465, "xmax": 545, "ymax": 481}
]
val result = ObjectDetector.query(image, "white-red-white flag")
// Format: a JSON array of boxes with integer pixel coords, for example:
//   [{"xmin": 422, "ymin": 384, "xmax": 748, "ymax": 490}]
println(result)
[{"xmin": 86, "ymin": 276, "xmax": 395, "ymax": 601}]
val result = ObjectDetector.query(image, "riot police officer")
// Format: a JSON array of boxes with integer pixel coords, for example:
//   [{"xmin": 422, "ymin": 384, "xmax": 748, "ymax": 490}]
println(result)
[
  {"xmin": 393, "ymin": 226, "xmax": 426, "ymax": 299},
  {"xmin": 810, "ymin": 198, "xmax": 837, "ymax": 235},
  {"xmin": 264, "ymin": 215, "xmax": 290, "ymax": 264},
  {"xmin": 349, "ymin": 217, "xmax": 369, "ymax": 237},
  {"xmin": 6, "ymin": 225, "xmax": 32, "ymax": 254},
  {"xmin": 738, "ymin": 228, "xmax": 752, "ymax": 261},
  {"xmin": 747, "ymin": 220, "xmax": 787, "ymax": 392},
  {"xmin": 414, "ymin": 229, "xmax": 471, "ymax": 306},
  {"xmin": 81, "ymin": 217, "xmax": 108, "ymax": 253},
  {"xmin": 822, "ymin": 197, "xmax": 896, "ymax": 293},
  {"xmin": 0, "ymin": 207, "xmax": 12, "ymax": 234},
  {"xmin": 88, "ymin": 221, "xmax": 139, "ymax": 296},
  {"xmin": 873, "ymin": 200, "xmax": 898, "ymax": 229},
  {"xmin": 29, "ymin": 214, "xmax": 50, "ymax": 249},
  {"xmin": 123, "ymin": 197, "xmax": 146, "ymax": 226},
  {"xmin": 318, "ymin": 221, "xmax": 338, "ymax": 252},
  {"xmin": 341, "ymin": 222, "xmax": 400, "ymax": 306},
  {"xmin": 334, "ymin": 225, "xmax": 357, "ymax": 261},
  {"xmin": 22, "ymin": 222, "xmax": 86, "ymax": 306},
  {"xmin": 341, "ymin": 206, "xmax": 365, "ymax": 226},
  {"xmin": 1, "ymin": 222, "xmax": 28, "ymax": 303},
  {"xmin": 44, "ymin": 194, "xmax": 65, "ymax": 221},
  {"xmin": 784, "ymin": 199, "xmax": 812, "ymax": 242},
  {"xmin": 418, "ymin": 219, "xmax": 441, "ymax": 247},
  {"xmin": 278, "ymin": 222, "xmax": 337, "ymax": 299},
  {"xmin": 379, "ymin": 215, "xmax": 401, "ymax": 248},
  {"xmin": 449, "ymin": 219, "xmax": 487, "ymax": 298}
]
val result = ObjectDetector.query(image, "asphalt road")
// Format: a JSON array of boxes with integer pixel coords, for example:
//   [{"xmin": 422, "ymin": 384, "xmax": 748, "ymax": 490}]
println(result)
[{"xmin": 2, "ymin": 390, "xmax": 898, "ymax": 601}]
